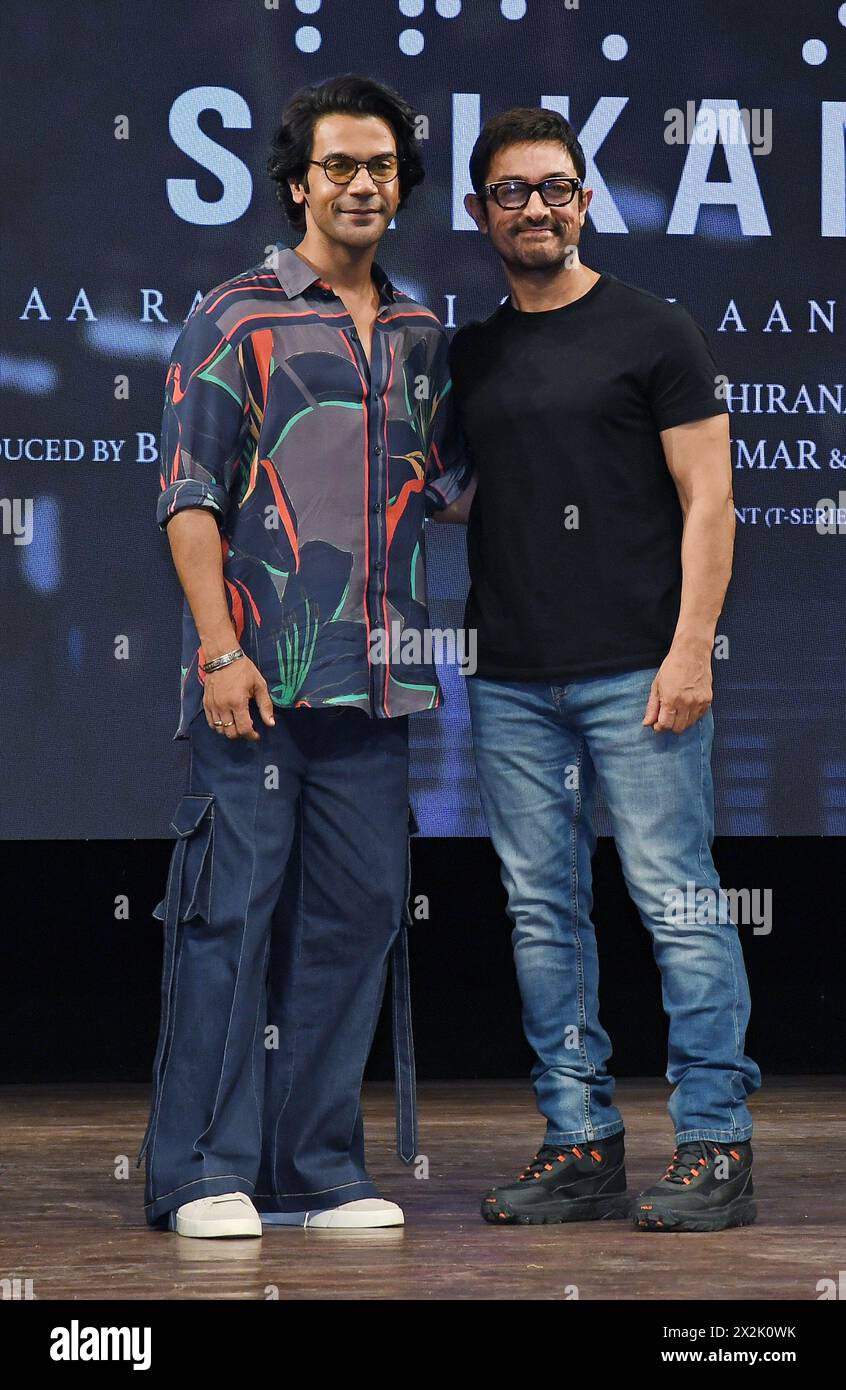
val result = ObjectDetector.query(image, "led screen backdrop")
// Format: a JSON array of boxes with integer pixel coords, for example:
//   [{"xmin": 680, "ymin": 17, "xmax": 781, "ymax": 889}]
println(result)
[{"xmin": 2, "ymin": 0, "xmax": 844, "ymax": 838}]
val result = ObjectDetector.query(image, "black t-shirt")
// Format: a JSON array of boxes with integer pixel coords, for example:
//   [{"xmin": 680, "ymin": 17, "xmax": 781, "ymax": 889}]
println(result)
[{"xmin": 448, "ymin": 272, "xmax": 728, "ymax": 681}]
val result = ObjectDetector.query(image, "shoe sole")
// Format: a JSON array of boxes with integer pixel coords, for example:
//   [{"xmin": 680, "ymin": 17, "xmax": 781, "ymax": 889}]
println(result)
[
  {"xmin": 306, "ymin": 1210, "xmax": 405, "ymax": 1229},
  {"xmin": 260, "ymin": 1210, "xmax": 404, "ymax": 1229},
  {"xmin": 633, "ymin": 1197, "xmax": 757, "ymax": 1232},
  {"xmin": 481, "ymin": 1192, "xmax": 633, "ymax": 1225}
]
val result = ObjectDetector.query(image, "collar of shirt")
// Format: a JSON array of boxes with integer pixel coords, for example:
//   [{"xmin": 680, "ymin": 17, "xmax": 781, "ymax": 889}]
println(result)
[{"xmin": 267, "ymin": 243, "xmax": 398, "ymax": 307}]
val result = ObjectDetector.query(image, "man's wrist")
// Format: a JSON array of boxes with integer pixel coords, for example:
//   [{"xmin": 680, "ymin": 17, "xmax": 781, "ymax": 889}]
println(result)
[
  {"xmin": 199, "ymin": 626, "xmax": 240, "ymax": 660},
  {"xmin": 670, "ymin": 625, "xmax": 716, "ymax": 655},
  {"xmin": 202, "ymin": 647, "xmax": 244, "ymax": 674}
]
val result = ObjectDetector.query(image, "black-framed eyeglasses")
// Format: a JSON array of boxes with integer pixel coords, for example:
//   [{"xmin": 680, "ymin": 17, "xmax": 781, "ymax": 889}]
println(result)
[
  {"xmin": 483, "ymin": 177, "xmax": 583, "ymax": 210},
  {"xmin": 308, "ymin": 154, "xmax": 400, "ymax": 185}
]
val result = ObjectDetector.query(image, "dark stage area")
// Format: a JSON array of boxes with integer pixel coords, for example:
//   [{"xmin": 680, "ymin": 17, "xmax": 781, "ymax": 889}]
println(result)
[{"xmin": 2, "ymin": 836, "xmax": 842, "ymax": 1084}]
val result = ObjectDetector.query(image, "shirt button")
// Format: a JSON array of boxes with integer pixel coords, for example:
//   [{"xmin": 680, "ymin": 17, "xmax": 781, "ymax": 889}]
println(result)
[
  {"xmin": 373, "ymin": 561, "xmax": 385, "ymax": 572},
  {"xmin": 349, "ymin": 327, "xmax": 358, "ymax": 339},
  {"xmin": 374, "ymin": 502, "xmax": 383, "ymax": 513},
  {"xmin": 374, "ymin": 445, "xmax": 383, "ymax": 455}
]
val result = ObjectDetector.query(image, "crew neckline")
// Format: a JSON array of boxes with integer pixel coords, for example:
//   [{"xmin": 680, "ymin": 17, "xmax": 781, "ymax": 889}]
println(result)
[{"xmin": 500, "ymin": 271, "xmax": 611, "ymax": 321}]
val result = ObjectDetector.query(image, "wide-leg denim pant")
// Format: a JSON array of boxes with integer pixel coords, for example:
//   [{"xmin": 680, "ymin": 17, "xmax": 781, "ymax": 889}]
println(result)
[
  {"xmin": 136, "ymin": 706, "xmax": 417, "ymax": 1228},
  {"xmin": 466, "ymin": 666, "xmax": 761, "ymax": 1147}
]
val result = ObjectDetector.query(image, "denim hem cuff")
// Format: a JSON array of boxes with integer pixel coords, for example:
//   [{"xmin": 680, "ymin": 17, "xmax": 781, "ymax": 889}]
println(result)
[
  {"xmin": 544, "ymin": 1123, "xmax": 626, "ymax": 1145},
  {"xmin": 144, "ymin": 1174, "xmax": 256, "ymax": 1227},
  {"xmin": 253, "ymin": 1179, "xmax": 378, "ymax": 1215},
  {"xmin": 674, "ymin": 1127, "xmax": 753, "ymax": 1143}
]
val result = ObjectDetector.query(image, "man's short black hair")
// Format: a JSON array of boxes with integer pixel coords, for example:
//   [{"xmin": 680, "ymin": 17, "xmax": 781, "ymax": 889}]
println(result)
[
  {"xmin": 469, "ymin": 107, "xmax": 586, "ymax": 196},
  {"xmin": 267, "ymin": 73, "xmax": 425, "ymax": 232}
]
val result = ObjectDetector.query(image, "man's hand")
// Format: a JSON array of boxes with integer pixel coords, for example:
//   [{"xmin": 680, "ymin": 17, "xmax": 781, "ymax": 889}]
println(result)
[
  {"xmin": 642, "ymin": 642, "xmax": 713, "ymax": 734},
  {"xmin": 162, "ymin": 509, "xmax": 276, "ymax": 741},
  {"xmin": 648, "ymin": 412, "xmax": 732, "ymax": 735},
  {"xmin": 204, "ymin": 655, "xmax": 276, "ymax": 741}
]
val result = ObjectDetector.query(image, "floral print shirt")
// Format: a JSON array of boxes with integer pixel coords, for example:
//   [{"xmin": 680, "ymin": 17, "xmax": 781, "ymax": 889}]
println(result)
[{"xmin": 157, "ymin": 244, "xmax": 473, "ymax": 738}]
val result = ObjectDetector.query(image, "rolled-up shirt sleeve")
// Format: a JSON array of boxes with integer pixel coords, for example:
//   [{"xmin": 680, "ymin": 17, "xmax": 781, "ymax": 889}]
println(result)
[
  {"xmin": 157, "ymin": 310, "xmax": 250, "ymax": 531},
  {"xmin": 423, "ymin": 327, "xmax": 475, "ymax": 518}
]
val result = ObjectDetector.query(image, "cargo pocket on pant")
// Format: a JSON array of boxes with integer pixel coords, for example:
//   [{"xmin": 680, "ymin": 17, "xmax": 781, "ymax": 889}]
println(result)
[
  {"xmin": 137, "ymin": 793, "xmax": 215, "ymax": 1167},
  {"xmin": 151, "ymin": 792, "xmax": 216, "ymax": 924}
]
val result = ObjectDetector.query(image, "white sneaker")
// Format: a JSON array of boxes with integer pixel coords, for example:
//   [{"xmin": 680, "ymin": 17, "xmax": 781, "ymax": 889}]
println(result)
[
  {"xmin": 174, "ymin": 1191, "xmax": 263, "ymax": 1238},
  {"xmin": 262, "ymin": 1198, "xmax": 405, "ymax": 1229}
]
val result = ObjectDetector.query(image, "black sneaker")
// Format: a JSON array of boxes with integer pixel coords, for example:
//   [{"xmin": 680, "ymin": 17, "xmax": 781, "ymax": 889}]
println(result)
[
  {"xmin": 481, "ymin": 1132, "xmax": 631, "ymax": 1225},
  {"xmin": 633, "ymin": 1139, "xmax": 756, "ymax": 1232}
]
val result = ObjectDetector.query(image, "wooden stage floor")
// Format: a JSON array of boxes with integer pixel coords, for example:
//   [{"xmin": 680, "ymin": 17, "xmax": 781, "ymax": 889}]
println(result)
[{"xmin": 1, "ymin": 1077, "xmax": 843, "ymax": 1301}]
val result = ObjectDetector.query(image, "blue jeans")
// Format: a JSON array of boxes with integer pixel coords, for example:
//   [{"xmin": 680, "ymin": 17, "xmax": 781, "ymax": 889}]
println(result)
[
  {"xmin": 136, "ymin": 707, "xmax": 416, "ymax": 1227},
  {"xmin": 466, "ymin": 667, "xmax": 761, "ymax": 1145}
]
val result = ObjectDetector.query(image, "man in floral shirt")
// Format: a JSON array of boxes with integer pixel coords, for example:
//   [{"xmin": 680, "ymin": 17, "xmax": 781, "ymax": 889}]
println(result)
[{"xmin": 136, "ymin": 75, "xmax": 472, "ymax": 1237}]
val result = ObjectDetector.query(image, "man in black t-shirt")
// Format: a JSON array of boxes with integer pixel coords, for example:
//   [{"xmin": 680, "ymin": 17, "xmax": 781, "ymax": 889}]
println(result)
[{"xmin": 444, "ymin": 107, "xmax": 761, "ymax": 1233}]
